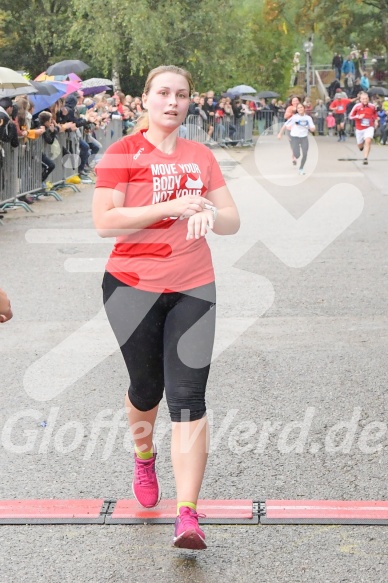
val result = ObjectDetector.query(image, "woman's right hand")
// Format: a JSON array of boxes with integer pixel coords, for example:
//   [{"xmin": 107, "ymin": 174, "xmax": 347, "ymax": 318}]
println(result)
[{"xmin": 163, "ymin": 196, "xmax": 213, "ymax": 219}]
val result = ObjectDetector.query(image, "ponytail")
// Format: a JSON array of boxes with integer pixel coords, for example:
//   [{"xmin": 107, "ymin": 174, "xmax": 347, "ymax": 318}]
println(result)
[{"xmin": 131, "ymin": 111, "xmax": 149, "ymax": 134}]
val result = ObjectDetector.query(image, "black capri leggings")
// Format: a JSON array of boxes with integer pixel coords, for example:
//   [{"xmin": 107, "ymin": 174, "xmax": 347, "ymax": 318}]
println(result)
[
  {"xmin": 102, "ymin": 271, "xmax": 216, "ymax": 422},
  {"xmin": 290, "ymin": 135, "xmax": 309, "ymax": 169}
]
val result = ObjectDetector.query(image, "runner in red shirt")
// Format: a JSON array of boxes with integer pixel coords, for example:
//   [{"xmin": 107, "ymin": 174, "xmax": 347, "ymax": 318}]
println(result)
[
  {"xmin": 329, "ymin": 89, "xmax": 355, "ymax": 141},
  {"xmin": 349, "ymin": 91, "xmax": 378, "ymax": 165},
  {"xmin": 93, "ymin": 65, "xmax": 240, "ymax": 550}
]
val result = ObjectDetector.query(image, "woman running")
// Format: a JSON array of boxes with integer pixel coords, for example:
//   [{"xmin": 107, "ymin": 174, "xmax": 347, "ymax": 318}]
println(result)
[
  {"xmin": 93, "ymin": 65, "xmax": 240, "ymax": 550},
  {"xmin": 279, "ymin": 102, "xmax": 315, "ymax": 174},
  {"xmin": 277, "ymin": 95, "xmax": 301, "ymax": 165}
]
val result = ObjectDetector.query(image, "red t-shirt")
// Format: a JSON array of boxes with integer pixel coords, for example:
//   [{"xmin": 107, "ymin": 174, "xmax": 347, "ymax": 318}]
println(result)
[
  {"xmin": 95, "ymin": 130, "xmax": 226, "ymax": 293},
  {"xmin": 349, "ymin": 102, "xmax": 377, "ymax": 131},
  {"xmin": 330, "ymin": 99, "xmax": 351, "ymax": 114}
]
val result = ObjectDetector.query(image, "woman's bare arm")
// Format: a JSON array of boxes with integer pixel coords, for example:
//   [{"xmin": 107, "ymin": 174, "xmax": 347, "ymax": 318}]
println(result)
[{"xmin": 92, "ymin": 187, "xmax": 215, "ymax": 237}]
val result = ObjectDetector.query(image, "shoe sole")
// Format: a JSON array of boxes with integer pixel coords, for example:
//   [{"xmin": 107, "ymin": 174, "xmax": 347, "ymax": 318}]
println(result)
[
  {"xmin": 132, "ymin": 476, "xmax": 162, "ymax": 508},
  {"xmin": 173, "ymin": 530, "xmax": 207, "ymax": 550}
]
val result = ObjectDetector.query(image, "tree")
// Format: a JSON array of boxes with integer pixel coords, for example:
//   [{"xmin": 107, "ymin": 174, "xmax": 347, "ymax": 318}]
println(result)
[
  {"xmin": 294, "ymin": 0, "xmax": 388, "ymax": 60},
  {"xmin": 70, "ymin": 0, "xmax": 249, "ymax": 93},
  {"xmin": 0, "ymin": 1, "xmax": 76, "ymax": 76},
  {"xmin": 233, "ymin": 1, "xmax": 298, "ymax": 94}
]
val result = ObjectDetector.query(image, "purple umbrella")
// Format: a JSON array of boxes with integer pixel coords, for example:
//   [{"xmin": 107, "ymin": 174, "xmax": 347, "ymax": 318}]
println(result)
[
  {"xmin": 82, "ymin": 85, "xmax": 112, "ymax": 96},
  {"xmin": 81, "ymin": 77, "xmax": 113, "ymax": 96}
]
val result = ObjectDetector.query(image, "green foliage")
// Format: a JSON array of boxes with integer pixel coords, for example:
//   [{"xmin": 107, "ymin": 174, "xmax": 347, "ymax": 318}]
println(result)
[
  {"xmin": 0, "ymin": 1, "xmax": 75, "ymax": 76},
  {"xmin": 70, "ymin": 0, "xmax": 248, "ymax": 93},
  {"xmin": 0, "ymin": 0, "xmax": 387, "ymax": 95},
  {"xmin": 293, "ymin": 0, "xmax": 388, "ymax": 58}
]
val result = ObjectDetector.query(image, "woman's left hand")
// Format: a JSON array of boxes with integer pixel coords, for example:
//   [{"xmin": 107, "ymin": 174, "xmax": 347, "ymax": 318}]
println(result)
[{"xmin": 186, "ymin": 210, "xmax": 214, "ymax": 240}]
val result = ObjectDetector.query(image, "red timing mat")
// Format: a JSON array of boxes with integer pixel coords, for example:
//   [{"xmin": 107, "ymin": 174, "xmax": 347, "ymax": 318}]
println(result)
[
  {"xmin": 0, "ymin": 499, "xmax": 106, "ymax": 524},
  {"xmin": 262, "ymin": 499, "xmax": 388, "ymax": 524},
  {"xmin": 106, "ymin": 499, "xmax": 257, "ymax": 524}
]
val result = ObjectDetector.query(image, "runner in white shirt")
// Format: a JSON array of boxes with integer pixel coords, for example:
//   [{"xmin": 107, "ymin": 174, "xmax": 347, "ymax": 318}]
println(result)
[{"xmin": 282, "ymin": 103, "xmax": 315, "ymax": 174}]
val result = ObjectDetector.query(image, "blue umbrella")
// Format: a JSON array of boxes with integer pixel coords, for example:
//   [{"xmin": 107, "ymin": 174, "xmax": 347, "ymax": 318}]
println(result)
[{"xmin": 29, "ymin": 82, "xmax": 68, "ymax": 113}]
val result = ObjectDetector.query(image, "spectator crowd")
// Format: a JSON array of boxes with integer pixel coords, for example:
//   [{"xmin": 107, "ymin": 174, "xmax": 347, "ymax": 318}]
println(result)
[{"xmin": 1, "ymin": 51, "xmax": 387, "ymax": 211}]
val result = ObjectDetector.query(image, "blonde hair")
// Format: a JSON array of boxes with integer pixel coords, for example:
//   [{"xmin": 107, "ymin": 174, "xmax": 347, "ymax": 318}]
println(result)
[{"xmin": 132, "ymin": 65, "xmax": 193, "ymax": 134}]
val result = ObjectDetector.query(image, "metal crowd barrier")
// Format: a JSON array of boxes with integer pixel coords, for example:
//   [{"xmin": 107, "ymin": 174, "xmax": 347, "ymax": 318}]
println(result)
[
  {"xmin": 2, "ymin": 114, "xmax": 250, "ymax": 222},
  {"xmin": 94, "ymin": 119, "xmax": 122, "ymax": 152},
  {"xmin": 0, "ymin": 120, "xmax": 123, "ymax": 219},
  {"xmin": 183, "ymin": 113, "xmax": 254, "ymax": 147},
  {"xmin": 0, "ymin": 140, "xmax": 43, "ymax": 213},
  {"xmin": 255, "ymin": 109, "xmax": 276, "ymax": 135},
  {"xmin": 0, "ymin": 142, "xmax": 19, "ymax": 206},
  {"xmin": 43, "ymin": 131, "xmax": 82, "ymax": 195},
  {"xmin": 18, "ymin": 139, "xmax": 47, "ymax": 198}
]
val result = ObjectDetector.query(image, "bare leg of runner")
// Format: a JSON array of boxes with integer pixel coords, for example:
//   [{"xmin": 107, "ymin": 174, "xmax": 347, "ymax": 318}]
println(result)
[
  {"xmin": 362, "ymin": 137, "xmax": 372, "ymax": 163},
  {"xmin": 171, "ymin": 417, "xmax": 209, "ymax": 504},
  {"xmin": 125, "ymin": 393, "xmax": 158, "ymax": 452}
]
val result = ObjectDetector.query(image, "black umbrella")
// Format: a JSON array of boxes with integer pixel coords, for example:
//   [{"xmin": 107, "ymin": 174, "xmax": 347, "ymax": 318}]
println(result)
[
  {"xmin": 368, "ymin": 86, "xmax": 388, "ymax": 97},
  {"xmin": 256, "ymin": 90, "xmax": 280, "ymax": 99},
  {"xmin": 46, "ymin": 60, "xmax": 90, "ymax": 76}
]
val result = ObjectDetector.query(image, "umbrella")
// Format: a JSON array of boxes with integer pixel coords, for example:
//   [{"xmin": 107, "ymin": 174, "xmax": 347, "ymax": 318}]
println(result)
[
  {"xmin": 368, "ymin": 86, "xmax": 388, "ymax": 96},
  {"xmin": 46, "ymin": 59, "xmax": 90, "ymax": 76},
  {"xmin": 229, "ymin": 84, "xmax": 257, "ymax": 94},
  {"xmin": 256, "ymin": 90, "xmax": 279, "ymax": 99},
  {"xmin": 0, "ymin": 85, "xmax": 37, "ymax": 98},
  {"xmin": 0, "ymin": 67, "xmax": 33, "ymax": 90},
  {"xmin": 35, "ymin": 73, "xmax": 55, "ymax": 82},
  {"xmin": 223, "ymin": 90, "xmax": 240, "ymax": 98},
  {"xmin": 57, "ymin": 80, "xmax": 82, "ymax": 96},
  {"xmin": 28, "ymin": 82, "xmax": 68, "ymax": 113},
  {"xmin": 81, "ymin": 77, "xmax": 113, "ymax": 95},
  {"xmin": 30, "ymin": 81, "xmax": 60, "ymax": 96},
  {"xmin": 36, "ymin": 72, "xmax": 82, "ymax": 83},
  {"xmin": 67, "ymin": 73, "xmax": 82, "ymax": 82},
  {"xmin": 241, "ymin": 94, "xmax": 260, "ymax": 101},
  {"xmin": 82, "ymin": 85, "xmax": 112, "ymax": 96}
]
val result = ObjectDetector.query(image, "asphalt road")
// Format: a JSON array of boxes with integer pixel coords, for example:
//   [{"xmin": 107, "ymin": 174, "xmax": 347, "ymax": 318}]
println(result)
[{"xmin": 1, "ymin": 135, "xmax": 387, "ymax": 582}]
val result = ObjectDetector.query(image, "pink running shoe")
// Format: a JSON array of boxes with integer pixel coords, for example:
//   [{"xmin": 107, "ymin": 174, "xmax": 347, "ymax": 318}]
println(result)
[
  {"xmin": 132, "ymin": 445, "xmax": 161, "ymax": 508},
  {"xmin": 173, "ymin": 506, "xmax": 207, "ymax": 550}
]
